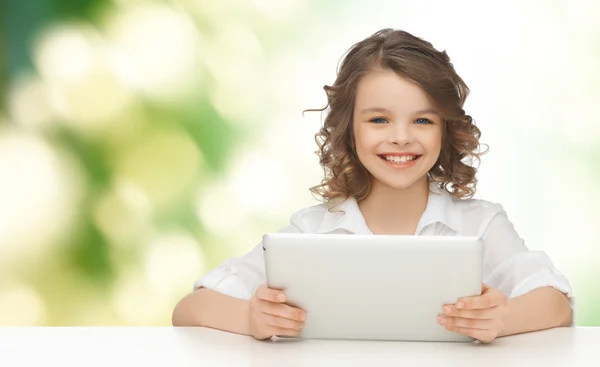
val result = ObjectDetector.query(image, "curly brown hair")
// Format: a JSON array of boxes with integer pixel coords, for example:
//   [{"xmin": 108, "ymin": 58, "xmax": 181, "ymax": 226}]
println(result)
[{"xmin": 307, "ymin": 28, "xmax": 485, "ymax": 207}]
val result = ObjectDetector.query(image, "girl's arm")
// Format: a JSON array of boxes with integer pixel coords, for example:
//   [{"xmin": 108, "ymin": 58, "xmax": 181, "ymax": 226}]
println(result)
[
  {"xmin": 500, "ymin": 286, "xmax": 573, "ymax": 337},
  {"xmin": 479, "ymin": 208, "xmax": 574, "ymax": 333},
  {"xmin": 172, "ymin": 288, "xmax": 251, "ymax": 335},
  {"xmin": 441, "ymin": 284, "xmax": 572, "ymax": 343},
  {"xmin": 172, "ymin": 285, "xmax": 306, "ymax": 340}
]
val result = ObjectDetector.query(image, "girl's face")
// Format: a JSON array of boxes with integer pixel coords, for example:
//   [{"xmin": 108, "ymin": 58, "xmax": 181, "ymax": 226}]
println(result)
[{"xmin": 352, "ymin": 68, "xmax": 443, "ymax": 192}]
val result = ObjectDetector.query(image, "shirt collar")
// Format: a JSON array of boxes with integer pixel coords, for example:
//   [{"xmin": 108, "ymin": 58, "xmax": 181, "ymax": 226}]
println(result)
[
  {"xmin": 416, "ymin": 183, "xmax": 462, "ymax": 234},
  {"xmin": 316, "ymin": 183, "xmax": 462, "ymax": 235},
  {"xmin": 317, "ymin": 198, "xmax": 373, "ymax": 234}
]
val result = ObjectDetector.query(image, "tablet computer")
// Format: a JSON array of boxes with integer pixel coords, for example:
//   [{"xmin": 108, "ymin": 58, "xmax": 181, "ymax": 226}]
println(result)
[{"xmin": 263, "ymin": 233, "xmax": 483, "ymax": 342}]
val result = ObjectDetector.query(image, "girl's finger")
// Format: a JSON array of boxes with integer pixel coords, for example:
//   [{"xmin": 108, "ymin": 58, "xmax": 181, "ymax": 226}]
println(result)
[
  {"xmin": 438, "ymin": 315, "xmax": 494, "ymax": 330},
  {"xmin": 446, "ymin": 326, "xmax": 496, "ymax": 344},
  {"xmin": 456, "ymin": 289, "xmax": 505, "ymax": 310},
  {"xmin": 266, "ymin": 325, "xmax": 302, "ymax": 337},
  {"xmin": 263, "ymin": 313, "xmax": 304, "ymax": 331},
  {"xmin": 442, "ymin": 305, "xmax": 499, "ymax": 319},
  {"xmin": 261, "ymin": 300, "xmax": 307, "ymax": 322},
  {"xmin": 455, "ymin": 293, "xmax": 495, "ymax": 310},
  {"xmin": 256, "ymin": 283, "xmax": 287, "ymax": 303}
]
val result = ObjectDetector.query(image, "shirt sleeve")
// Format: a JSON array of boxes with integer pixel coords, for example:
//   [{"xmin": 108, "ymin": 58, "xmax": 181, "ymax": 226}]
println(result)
[
  {"xmin": 481, "ymin": 207, "xmax": 575, "ymax": 321},
  {"xmin": 193, "ymin": 224, "xmax": 301, "ymax": 300}
]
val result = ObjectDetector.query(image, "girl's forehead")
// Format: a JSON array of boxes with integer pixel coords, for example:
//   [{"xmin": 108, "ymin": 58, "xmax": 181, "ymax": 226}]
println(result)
[{"xmin": 354, "ymin": 70, "xmax": 436, "ymax": 113}]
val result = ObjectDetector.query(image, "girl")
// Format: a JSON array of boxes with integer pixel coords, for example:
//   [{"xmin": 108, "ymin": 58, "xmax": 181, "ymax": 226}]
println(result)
[{"xmin": 172, "ymin": 29, "xmax": 573, "ymax": 343}]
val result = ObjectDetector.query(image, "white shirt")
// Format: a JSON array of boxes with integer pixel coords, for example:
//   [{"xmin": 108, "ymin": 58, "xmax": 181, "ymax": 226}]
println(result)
[{"xmin": 194, "ymin": 184, "xmax": 574, "ymax": 313}]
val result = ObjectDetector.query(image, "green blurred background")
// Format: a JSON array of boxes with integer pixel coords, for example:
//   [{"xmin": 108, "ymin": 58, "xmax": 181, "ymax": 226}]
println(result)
[{"xmin": 1, "ymin": 0, "xmax": 598, "ymax": 326}]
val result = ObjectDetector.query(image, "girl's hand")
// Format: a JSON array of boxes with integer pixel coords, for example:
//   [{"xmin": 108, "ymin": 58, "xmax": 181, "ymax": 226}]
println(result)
[
  {"xmin": 438, "ymin": 283, "xmax": 509, "ymax": 343},
  {"xmin": 248, "ymin": 283, "xmax": 307, "ymax": 340}
]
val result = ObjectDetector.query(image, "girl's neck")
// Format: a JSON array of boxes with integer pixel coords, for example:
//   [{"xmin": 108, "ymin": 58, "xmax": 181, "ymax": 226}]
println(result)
[{"xmin": 358, "ymin": 177, "xmax": 430, "ymax": 235}]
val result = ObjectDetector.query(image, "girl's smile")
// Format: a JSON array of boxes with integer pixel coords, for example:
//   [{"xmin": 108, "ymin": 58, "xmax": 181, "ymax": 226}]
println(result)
[{"xmin": 377, "ymin": 152, "xmax": 422, "ymax": 169}]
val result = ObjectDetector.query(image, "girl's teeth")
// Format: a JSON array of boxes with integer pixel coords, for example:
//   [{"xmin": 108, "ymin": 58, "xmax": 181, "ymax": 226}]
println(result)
[{"xmin": 384, "ymin": 155, "xmax": 416, "ymax": 163}]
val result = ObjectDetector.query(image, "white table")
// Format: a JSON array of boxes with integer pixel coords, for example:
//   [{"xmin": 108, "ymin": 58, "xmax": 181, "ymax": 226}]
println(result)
[{"xmin": 0, "ymin": 327, "xmax": 598, "ymax": 366}]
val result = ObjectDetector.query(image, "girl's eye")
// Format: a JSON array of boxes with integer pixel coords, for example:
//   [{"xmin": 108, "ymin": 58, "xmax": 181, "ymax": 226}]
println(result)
[
  {"xmin": 369, "ymin": 117, "xmax": 388, "ymax": 124},
  {"xmin": 415, "ymin": 118, "xmax": 432, "ymax": 124}
]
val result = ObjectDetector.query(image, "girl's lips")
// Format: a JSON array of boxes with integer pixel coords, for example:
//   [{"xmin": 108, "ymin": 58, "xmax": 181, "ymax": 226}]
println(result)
[
  {"xmin": 378, "ymin": 152, "xmax": 421, "ymax": 157},
  {"xmin": 378, "ymin": 154, "xmax": 422, "ymax": 168}
]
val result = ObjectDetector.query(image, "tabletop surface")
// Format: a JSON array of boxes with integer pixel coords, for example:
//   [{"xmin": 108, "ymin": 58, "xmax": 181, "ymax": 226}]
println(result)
[{"xmin": 0, "ymin": 326, "xmax": 598, "ymax": 366}]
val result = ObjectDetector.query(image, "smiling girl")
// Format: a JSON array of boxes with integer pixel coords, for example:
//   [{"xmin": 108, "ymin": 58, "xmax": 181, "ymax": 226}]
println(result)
[{"xmin": 173, "ymin": 28, "xmax": 574, "ymax": 343}]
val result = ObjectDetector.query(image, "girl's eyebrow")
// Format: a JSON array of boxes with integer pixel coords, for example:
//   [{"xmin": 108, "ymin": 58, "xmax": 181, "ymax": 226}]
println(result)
[
  {"xmin": 360, "ymin": 107, "xmax": 392, "ymax": 115},
  {"xmin": 360, "ymin": 107, "xmax": 440, "ymax": 116},
  {"xmin": 414, "ymin": 108, "xmax": 440, "ymax": 116}
]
